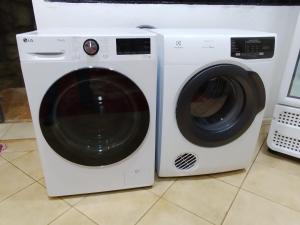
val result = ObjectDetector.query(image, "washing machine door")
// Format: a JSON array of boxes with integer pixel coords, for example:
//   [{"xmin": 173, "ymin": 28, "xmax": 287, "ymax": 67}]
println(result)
[
  {"xmin": 176, "ymin": 64, "xmax": 265, "ymax": 147},
  {"xmin": 39, "ymin": 68, "xmax": 150, "ymax": 166}
]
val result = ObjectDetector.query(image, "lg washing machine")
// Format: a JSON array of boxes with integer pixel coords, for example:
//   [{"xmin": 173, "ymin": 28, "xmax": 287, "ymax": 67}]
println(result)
[
  {"xmin": 154, "ymin": 29, "xmax": 276, "ymax": 177},
  {"xmin": 17, "ymin": 28, "xmax": 157, "ymax": 196}
]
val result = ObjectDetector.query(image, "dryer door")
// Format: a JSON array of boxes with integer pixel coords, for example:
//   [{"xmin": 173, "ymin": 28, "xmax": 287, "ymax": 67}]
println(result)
[
  {"xmin": 39, "ymin": 68, "xmax": 150, "ymax": 166},
  {"xmin": 176, "ymin": 64, "xmax": 265, "ymax": 147}
]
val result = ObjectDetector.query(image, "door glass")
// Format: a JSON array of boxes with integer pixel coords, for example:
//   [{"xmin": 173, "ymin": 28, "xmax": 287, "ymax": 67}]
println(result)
[
  {"xmin": 40, "ymin": 68, "xmax": 150, "ymax": 166},
  {"xmin": 288, "ymin": 51, "xmax": 300, "ymax": 98},
  {"xmin": 191, "ymin": 76, "xmax": 244, "ymax": 131}
]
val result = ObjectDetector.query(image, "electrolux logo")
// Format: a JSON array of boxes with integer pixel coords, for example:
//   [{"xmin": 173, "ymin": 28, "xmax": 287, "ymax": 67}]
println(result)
[{"xmin": 23, "ymin": 38, "xmax": 34, "ymax": 43}]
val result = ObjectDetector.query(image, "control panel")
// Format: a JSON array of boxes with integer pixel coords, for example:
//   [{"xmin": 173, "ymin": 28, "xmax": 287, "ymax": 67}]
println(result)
[
  {"xmin": 231, "ymin": 37, "xmax": 275, "ymax": 59},
  {"xmin": 116, "ymin": 38, "xmax": 151, "ymax": 55}
]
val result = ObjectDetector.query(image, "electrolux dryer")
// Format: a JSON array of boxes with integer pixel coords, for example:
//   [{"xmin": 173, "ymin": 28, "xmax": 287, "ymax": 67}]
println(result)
[{"xmin": 154, "ymin": 29, "xmax": 276, "ymax": 177}]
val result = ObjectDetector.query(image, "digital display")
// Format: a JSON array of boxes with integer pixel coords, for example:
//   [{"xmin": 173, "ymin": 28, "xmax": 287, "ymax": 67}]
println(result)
[
  {"xmin": 116, "ymin": 38, "xmax": 151, "ymax": 55},
  {"xmin": 231, "ymin": 37, "xmax": 275, "ymax": 59}
]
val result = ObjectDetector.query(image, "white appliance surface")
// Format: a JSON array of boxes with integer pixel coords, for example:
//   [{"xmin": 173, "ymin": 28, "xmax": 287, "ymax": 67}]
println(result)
[
  {"xmin": 17, "ymin": 28, "xmax": 157, "ymax": 196},
  {"xmin": 267, "ymin": 13, "xmax": 300, "ymax": 158},
  {"xmin": 154, "ymin": 29, "xmax": 276, "ymax": 177},
  {"xmin": 278, "ymin": 14, "xmax": 300, "ymax": 108}
]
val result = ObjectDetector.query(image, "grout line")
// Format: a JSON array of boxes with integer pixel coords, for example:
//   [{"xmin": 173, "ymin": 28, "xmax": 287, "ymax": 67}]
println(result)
[
  {"xmin": 0, "ymin": 181, "xmax": 36, "ymax": 205},
  {"xmin": 46, "ymin": 206, "xmax": 72, "ymax": 225},
  {"xmin": 133, "ymin": 196, "xmax": 161, "ymax": 225},
  {"xmin": 72, "ymin": 207, "xmax": 99, "ymax": 225},
  {"xmin": 161, "ymin": 197, "xmax": 216, "ymax": 225},
  {"xmin": 63, "ymin": 194, "xmax": 86, "ymax": 207},
  {"xmin": 240, "ymin": 188, "xmax": 300, "ymax": 215},
  {"xmin": 6, "ymin": 152, "xmax": 43, "ymax": 182},
  {"xmin": 220, "ymin": 136, "xmax": 267, "ymax": 225},
  {"xmin": 134, "ymin": 178, "xmax": 178, "ymax": 225},
  {"xmin": 239, "ymin": 136, "xmax": 267, "ymax": 187},
  {"xmin": 0, "ymin": 153, "xmax": 38, "ymax": 182},
  {"xmin": 0, "ymin": 123, "xmax": 13, "ymax": 140}
]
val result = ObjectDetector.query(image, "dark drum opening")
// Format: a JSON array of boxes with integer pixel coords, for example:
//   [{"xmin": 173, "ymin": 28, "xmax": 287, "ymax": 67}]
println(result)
[
  {"xmin": 39, "ymin": 68, "xmax": 150, "ymax": 166},
  {"xmin": 190, "ymin": 76, "xmax": 245, "ymax": 132}
]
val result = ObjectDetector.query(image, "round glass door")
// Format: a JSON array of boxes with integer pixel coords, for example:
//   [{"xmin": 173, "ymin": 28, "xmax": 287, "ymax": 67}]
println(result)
[
  {"xmin": 40, "ymin": 68, "xmax": 150, "ymax": 166},
  {"xmin": 176, "ymin": 64, "xmax": 265, "ymax": 147}
]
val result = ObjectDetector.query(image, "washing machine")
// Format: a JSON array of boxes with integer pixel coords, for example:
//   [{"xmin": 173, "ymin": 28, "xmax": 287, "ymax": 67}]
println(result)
[
  {"xmin": 16, "ymin": 28, "xmax": 157, "ymax": 196},
  {"xmin": 267, "ymin": 13, "xmax": 300, "ymax": 158},
  {"xmin": 154, "ymin": 29, "xmax": 276, "ymax": 177}
]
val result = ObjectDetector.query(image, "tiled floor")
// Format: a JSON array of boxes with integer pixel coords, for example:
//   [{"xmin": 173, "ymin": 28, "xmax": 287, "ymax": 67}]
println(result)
[{"xmin": 1, "ymin": 122, "xmax": 300, "ymax": 225}]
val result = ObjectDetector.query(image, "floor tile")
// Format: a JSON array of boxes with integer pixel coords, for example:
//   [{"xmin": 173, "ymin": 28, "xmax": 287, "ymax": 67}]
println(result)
[
  {"xmin": 163, "ymin": 176, "xmax": 238, "ymax": 225},
  {"xmin": 223, "ymin": 190, "xmax": 300, "ymax": 225},
  {"xmin": 39, "ymin": 178, "xmax": 84, "ymax": 206},
  {"xmin": 50, "ymin": 208, "xmax": 97, "ymax": 225},
  {"xmin": 62, "ymin": 195, "xmax": 85, "ymax": 206},
  {"xmin": 243, "ymin": 161, "xmax": 300, "ymax": 212},
  {"xmin": 0, "ymin": 157, "xmax": 6, "ymax": 166},
  {"xmin": 211, "ymin": 169, "xmax": 247, "ymax": 188},
  {"xmin": 0, "ymin": 161, "xmax": 34, "ymax": 202},
  {"xmin": 212, "ymin": 134, "xmax": 266, "ymax": 187},
  {"xmin": 11, "ymin": 150, "xmax": 43, "ymax": 180},
  {"xmin": 1, "ymin": 122, "xmax": 35, "ymax": 140},
  {"xmin": 137, "ymin": 198, "xmax": 212, "ymax": 225},
  {"xmin": 76, "ymin": 189, "xmax": 158, "ymax": 225},
  {"xmin": 38, "ymin": 178, "xmax": 46, "ymax": 187},
  {"xmin": 147, "ymin": 176, "xmax": 175, "ymax": 196},
  {"xmin": 0, "ymin": 183, "xmax": 70, "ymax": 225},
  {"xmin": 1, "ymin": 139, "xmax": 36, "ymax": 152},
  {"xmin": 0, "ymin": 123, "xmax": 11, "ymax": 139},
  {"xmin": 0, "ymin": 139, "xmax": 37, "ymax": 161},
  {"xmin": 256, "ymin": 142, "xmax": 300, "ymax": 178}
]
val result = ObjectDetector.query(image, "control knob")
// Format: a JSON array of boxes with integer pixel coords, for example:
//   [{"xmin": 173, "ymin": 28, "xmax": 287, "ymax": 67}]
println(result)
[{"xmin": 83, "ymin": 39, "xmax": 99, "ymax": 56}]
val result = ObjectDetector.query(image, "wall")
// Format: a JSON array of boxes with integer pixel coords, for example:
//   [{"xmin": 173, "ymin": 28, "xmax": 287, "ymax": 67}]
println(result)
[
  {"xmin": 32, "ymin": 0, "xmax": 300, "ymax": 118},
  {"xmin": 0, "ymin": 0, "xmax": 35, "ymax": 90}
]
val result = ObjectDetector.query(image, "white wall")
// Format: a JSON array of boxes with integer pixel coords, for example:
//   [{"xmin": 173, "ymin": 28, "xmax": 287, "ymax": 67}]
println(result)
[{"xmin": 32, "ymin": 1, "xmax": 300, "ymax": 118}]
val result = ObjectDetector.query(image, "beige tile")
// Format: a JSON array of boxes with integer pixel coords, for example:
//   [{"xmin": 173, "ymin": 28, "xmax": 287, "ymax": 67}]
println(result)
[
  {"xmin": 163, "ymin": 176, "xmax": 238, "ymax": 225},
  {"xmin": 137, "ymin": 198, "xmax": 212, "ymax": 225},
  {"xmin": 50, "ymin": 208, "xmax": 96, "ymax": 225},
  {"xmin": 63, "ymin": 195, "xmax": 85, "ymax": 206},
  {"xmin": 0, "ymin": 123, "xmax": 12, "ymax": 138},
  {"xmin": 38, "ymin": 178, "xmax": 84, "ymax": 206},
  {"xmin": 38, "ymin": 177, "xmax": 46, "ymax": 187},
  {"xmin": 0, "ymin": 139, "xmax": 36, "ymax": 161},
  {"xmin": 0, "ymin": 183, "xmax": 70, "ymax": 225},
  {"xmin": 212, "ymin": 169, "xmax": 247, "ymax": 188},
  {"xmin": 0, "ymin": 161, "xmax": 34, "ymax": 202},
  {"xmin": 12, "ymin": 151, "xmax": 43, "ymax": 180},
  {"xmin": 1, "ymin": 139, "xmax": 37, "ymax": 152},
  {"xmin": 76, "ymin": 189, "xmax": 158, "ymax": 225},
  {"xmin": 1, "ymin": 122, "xmax": 35, "ymax": 140},
  {"xmin": 223, "ymin": 190, "xmax": 300, "ymax": 225},
  {"xmin": 243, "ymin": 162, "xmax": 300, "ymax": 211},
  {"xmin": 147, "ymin": 176, "xmax": 175, "ymax": 196},
  {"xmin": 213, "ymin": 134, "xmax": 266, "ymax": 187},
  {"xmin": 0, "ymin": 157, "xmax": 6, "ymax": 166},
  {"xmin": 256, "ymin": 142, "xmax": 300, "ymax": 178}
]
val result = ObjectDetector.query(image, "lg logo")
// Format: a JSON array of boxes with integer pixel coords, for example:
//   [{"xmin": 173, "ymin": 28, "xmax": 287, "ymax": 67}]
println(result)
[{"xmin": 23, "ymin": 38, "xmax": 34, "ymax": 43}]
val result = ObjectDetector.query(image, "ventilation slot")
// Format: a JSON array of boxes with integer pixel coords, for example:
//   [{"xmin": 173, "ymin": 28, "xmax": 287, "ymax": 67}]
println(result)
[
  {"xmin": 174, "ymin": 153, "xmax": 197, "ymax": 170},
  {"xmin": 277, "ymin": 111, "xmax": 300, "ymax": 127},
  {"xmin": 272, "ymin": 131, "xmax": 300, "ymax": 153}
]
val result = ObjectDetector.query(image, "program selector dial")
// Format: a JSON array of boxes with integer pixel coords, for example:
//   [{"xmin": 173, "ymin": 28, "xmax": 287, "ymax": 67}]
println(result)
[{"xmin": 83, "ymin": 39, "xmax": 99, "ymax": 56}]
